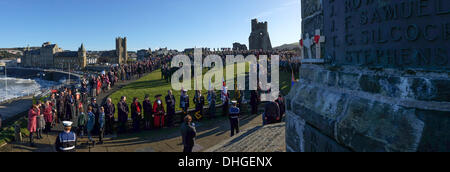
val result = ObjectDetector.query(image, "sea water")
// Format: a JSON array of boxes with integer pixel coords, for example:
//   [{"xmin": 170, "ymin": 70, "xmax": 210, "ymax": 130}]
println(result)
[{"xmin": 0, "ymin": 77, "xmax": 60, "ymax": 103}]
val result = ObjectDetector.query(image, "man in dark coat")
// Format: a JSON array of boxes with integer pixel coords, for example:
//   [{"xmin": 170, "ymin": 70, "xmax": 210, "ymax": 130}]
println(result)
[
  {"xmin": 275, "ymin": 95, "xmax": 285, "ymax": 123},
  {"xmin": 264, "ymin": 101, "xmax": 280, "ymax": 125},
  {"xmin": 57, "ymin": 93, "xmax": 65, "ymax": 123},
  {"xmin": 165, "ymin": 90, "xmax": 176, "ymax": 127},
  {"xmin": 131, "ymin": 97, "xmax": 142, "ymax": 132},
  {"xmin": 250, "ymin": 90, "xmax": 260, "ymax": 115},
  {"xmin": 143, "ymin": 94, "xmax": 153, "ymax": 130},
  {"xmin": 89, "ymin": 98, "xmax": 100, "ymax": 135},
  {"xmin": 180, "ymin": 115, "xmax": 196, "ymax": 152},
  {"xmin": 103, "ymin": 98, "xmax": 115, "ymax": 135},
  {"xmin": 65, "ymin": 90, "xmax": 75, "ymax": 121},
  {"xmin": 117, "ymin": 96, "xmax": 129, "ymax": 133}
]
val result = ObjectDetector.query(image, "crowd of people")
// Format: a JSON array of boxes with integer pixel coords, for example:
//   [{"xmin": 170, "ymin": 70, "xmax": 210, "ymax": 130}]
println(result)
[
  {"xmin": 25, "ymin": 49, "xmax": 294, "ymax": 152},
  {"xmin": 26, "ymin": 58, "xmax": 163, "ymax": 148}
]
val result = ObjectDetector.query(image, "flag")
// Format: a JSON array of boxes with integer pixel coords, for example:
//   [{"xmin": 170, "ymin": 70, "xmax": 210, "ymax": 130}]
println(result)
[
  {"xmin": 208, "ymin": 78, "xmax": 212, "ymax": 91},
  {"xmin": 291, "ymin": 71, "xmax": 296, "ymax": 86},
  {"xmin": 222, "ymin": 77, "xmax": 227, "ymax": 102}
]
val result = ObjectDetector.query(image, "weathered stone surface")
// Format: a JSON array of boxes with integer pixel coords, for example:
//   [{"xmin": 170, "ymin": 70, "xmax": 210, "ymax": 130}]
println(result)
[
  {"xmin": 288, "ymin": 0, "xmax": 450, "ymax": 152},
  {"xmin": 297, "ymin": 65, "xmax": 450, "ymax": 102},
  {"xmin": 286, "ymin": 111, "xmax": 350, "ymax": 152},
  {"xmin": 286, "ymin": 65, "xmax": 450, "ymax": 152},
  {"xmin": 323, "ymin": 0, "xmax": 450, "ymax": 70}
]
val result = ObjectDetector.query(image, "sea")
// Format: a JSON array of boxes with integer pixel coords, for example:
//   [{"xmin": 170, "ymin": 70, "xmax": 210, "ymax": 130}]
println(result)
[{"xmin": 0, "ymin": 77, "xmax": 61, "ymax": 103}]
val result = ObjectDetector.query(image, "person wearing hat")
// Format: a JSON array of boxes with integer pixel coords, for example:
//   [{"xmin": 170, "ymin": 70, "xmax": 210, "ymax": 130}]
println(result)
[
  {"xmin": 55, "ymin": 121, "xmax": 77, "ymax": 152},
  {"xmin": 143, "ymin": 94, "xmax": 153, "ymax": 130},
  {"xmin": 153, "ymin": 94, "xmax": 165, "ymax": 129},
  {"xmin": 165, "ymin": 90, "xmax": 176, "ymax": 127},
  {"xmin": 193, "ymin": 90, "xmax": 205, "ymax": 121},
  {"xmin": 229, "ymin": 100, "xmax": 240, "ymax": 137},
  {"xmin": 131, "ymin": 97, "xmax": 143, "ymax": 132}
]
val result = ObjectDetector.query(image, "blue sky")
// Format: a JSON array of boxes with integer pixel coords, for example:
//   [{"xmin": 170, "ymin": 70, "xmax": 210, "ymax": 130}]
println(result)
[{"xmin": 0, "ymin": 0, "xmax": 301, "ymax": 51}]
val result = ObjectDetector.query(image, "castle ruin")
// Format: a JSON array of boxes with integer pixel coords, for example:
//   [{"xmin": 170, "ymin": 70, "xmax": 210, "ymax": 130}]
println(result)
[{"xmin": 249, "ymin": 19, "xmax": 272, "ymax": 51}]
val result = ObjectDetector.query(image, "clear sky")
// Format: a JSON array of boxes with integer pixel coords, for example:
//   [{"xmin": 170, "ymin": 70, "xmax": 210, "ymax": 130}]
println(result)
[{"xmin": 0, "ymin": 0, "xmax": 301, "ymax": 51}]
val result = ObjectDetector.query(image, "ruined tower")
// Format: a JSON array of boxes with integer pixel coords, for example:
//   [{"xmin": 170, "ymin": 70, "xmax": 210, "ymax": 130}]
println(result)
[
  {"xmin": 115, "ymin": 37, "xmax": 128, "ymax": 64},
  {"xmin": 249, "ymin": 19, "xmax": 272, "ymax": 51}
]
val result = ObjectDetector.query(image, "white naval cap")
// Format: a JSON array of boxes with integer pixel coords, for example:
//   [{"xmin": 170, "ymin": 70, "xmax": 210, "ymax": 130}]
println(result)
[{"xmin": 62, "ymin": 121, "xmax": 73, "ymax": 127}]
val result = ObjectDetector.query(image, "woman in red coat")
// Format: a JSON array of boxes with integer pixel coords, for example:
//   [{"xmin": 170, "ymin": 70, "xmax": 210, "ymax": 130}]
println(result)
[
  {"xmin": 43, "ymin": 101, "xmax": 53, "ymax": 133},
  {"xmin": 96, "ymin": 77, "xmax": 102, "ymax": 95},
  {"xmin": 153, "ymin": 95, "xmax": 165, "ymax": 129},
  {"xmin": 28, "ymin": 104, "xmax": 40, "ymax": 147}
]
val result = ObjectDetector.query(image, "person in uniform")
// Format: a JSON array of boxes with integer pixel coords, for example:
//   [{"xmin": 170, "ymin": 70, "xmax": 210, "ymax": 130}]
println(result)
[
  {"xmin": 153, "ymin": 94, "xmax": 165, "ymax": 129},
  {"xmin": 229, "ymin": 101, "xmax": 240, "ymax": 137},
  {"xmin": 55, "ymin": 121, "xmax": 77, "ymax": 152},
  {"xmin": 193, "ymin": 91, "xmax": 205, "ymax": 121},
  {"xmin": 180, "ymin": 89, "xmax": 189, "ymax": 122},
  {"xmin": 207, "ymin": 90, "xmax": 216, "ymax": 119}
]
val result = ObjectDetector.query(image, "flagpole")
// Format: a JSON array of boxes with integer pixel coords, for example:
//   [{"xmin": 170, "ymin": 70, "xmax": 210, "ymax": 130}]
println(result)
[{"xmin": 4, "ymin": 65, "xmax": 6, "ymax": 102}]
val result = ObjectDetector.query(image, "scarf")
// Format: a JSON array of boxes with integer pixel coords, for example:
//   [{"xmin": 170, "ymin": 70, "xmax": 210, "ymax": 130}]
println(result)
[{"xmin": 135, "ymin": 102, "xmax": 141, "ymax": 113}]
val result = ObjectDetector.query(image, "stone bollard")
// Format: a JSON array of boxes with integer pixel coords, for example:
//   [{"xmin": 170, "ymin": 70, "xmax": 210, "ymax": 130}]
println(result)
[{"xmin": 14, "ymin": 124, "xmax": 22, "ymax": 143}]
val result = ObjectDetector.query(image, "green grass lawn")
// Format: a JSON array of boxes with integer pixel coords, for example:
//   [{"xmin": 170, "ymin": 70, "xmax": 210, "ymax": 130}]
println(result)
[{"xmin": 109, "ymin": 67, "xmax": 296, "ymax": 119}]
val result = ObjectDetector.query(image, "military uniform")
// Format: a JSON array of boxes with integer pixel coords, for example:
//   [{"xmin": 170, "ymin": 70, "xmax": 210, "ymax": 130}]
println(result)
[
  {"xmin": 229, "ymin": 102, "xmax": 240, "ymax": 137},
  {"xmin": 55, "ymin": 121, "xmax": 77, "ymax": 152}
]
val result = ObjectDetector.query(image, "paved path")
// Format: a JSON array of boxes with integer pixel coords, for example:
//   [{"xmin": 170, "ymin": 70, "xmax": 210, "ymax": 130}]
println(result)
[
  {"xmin": 205, "ymin": 122, "xmax": 286, "ymax": 152},
  {"xmin": 3, "ymin": 112, "xmax": 266, "ymax": 152}
]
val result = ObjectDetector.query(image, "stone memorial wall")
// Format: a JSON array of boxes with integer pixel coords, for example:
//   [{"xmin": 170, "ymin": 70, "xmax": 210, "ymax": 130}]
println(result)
[
  {"xmin": 286, "ymin": 0, "xmax": 450, "ymax": 152},
  {"xmin": 324, "ymin": 0, "xmax": 450, "ymax": 70}
]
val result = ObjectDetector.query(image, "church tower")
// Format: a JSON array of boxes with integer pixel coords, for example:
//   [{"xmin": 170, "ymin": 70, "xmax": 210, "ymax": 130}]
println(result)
[{"xmin": 78, "ymin": 43, "xmax": 87, "ymax": 69}]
